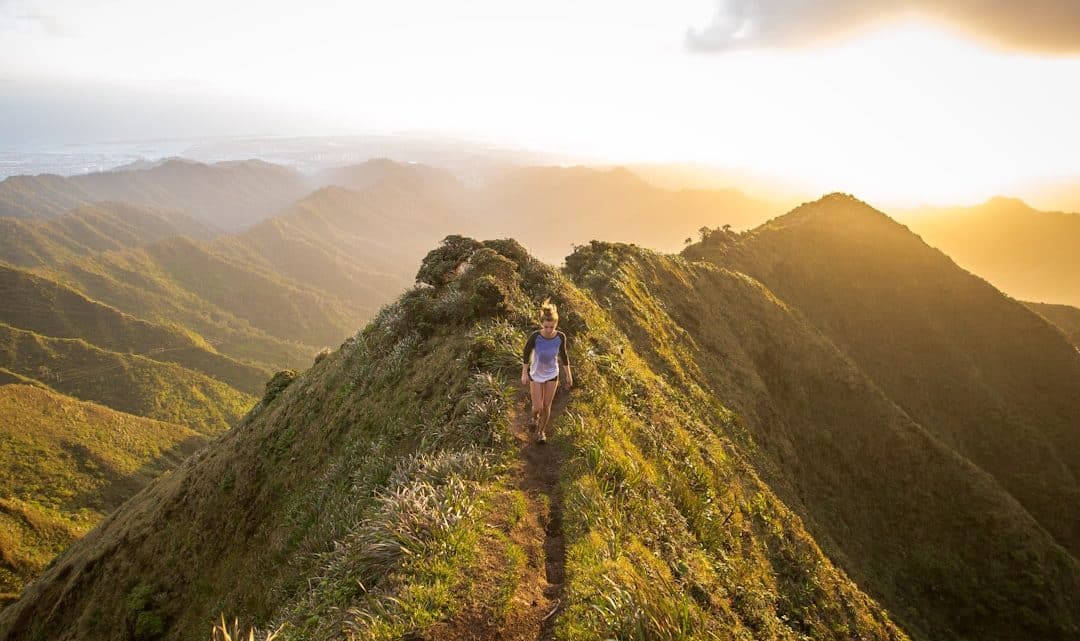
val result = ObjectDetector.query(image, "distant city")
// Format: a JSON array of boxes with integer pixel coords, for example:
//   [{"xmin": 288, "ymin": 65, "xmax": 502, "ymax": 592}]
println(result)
[{"xmin": 0, "ymin": 134, "xmax": 576, "ymax": 181}]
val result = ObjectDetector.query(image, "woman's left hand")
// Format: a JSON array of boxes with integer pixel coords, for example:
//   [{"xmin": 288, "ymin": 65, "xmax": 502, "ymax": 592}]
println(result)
[{"xmin": 566, "ymin": 374, "xmax": 573, "ymax": 388}]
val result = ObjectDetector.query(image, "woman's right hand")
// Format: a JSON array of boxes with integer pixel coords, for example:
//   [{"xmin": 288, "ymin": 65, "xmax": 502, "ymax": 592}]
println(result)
[{"xmin": 521, "ymin": 372, "xmax": 529, "ymax": 387}]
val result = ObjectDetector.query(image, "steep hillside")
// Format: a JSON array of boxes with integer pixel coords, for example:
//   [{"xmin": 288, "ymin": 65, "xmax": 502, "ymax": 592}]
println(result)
[
  {"xmin": 0, "ymin": 175, "xmax": 95, "ymax": 221},
  {"xmin": 0, "ymin": 323, "xmax": 254, "ymax": 433},
  {"xmin": 1026, "ymin": 301, "xmax": 1080, "ymax": 349},
  {"xmin": 0, "ymin": 237, "xmax": 910, "ymax": 641},
  {"xmin": 8, "ymin": 176, "xmax": 463, "ymax": 370},
  {"xmin": 219, "ymin": 181, "xmax": 464, "ymax": 308},
  {"xmin": 0, "ymin": 384, "xmax": 204, "ymax": 605},
  {"xmin": 36, "ymin": 236, "xmax": 354, "ymax": 368},
  {"xmin": 0, "ymin": 202, "xmax": 216, "ymax": 268},
  {"xmin": 686, "ymin": 193, "xmax": 1080, "ymax": 560},
  {"xmin": 0, "ymin": 159, "xmax": 308, "ymax": 229},
  {"xmin": 0, "ymin": 265, "xmax": 268, "ymax": 393},
  {"xmin": 904, "ymin": 196, "xmax": 1080, "ymax": 306},
  {"xmin": 4, "ymin": 236, "xmax": 1078, "ymax": 641},
  {"xmin": 573, "ymin": 241, "xmax": 1080, "ymax": 641}
]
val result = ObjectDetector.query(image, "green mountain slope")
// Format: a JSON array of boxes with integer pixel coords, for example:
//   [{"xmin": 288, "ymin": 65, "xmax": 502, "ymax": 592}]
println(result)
[
  {"xmin": 0, "ymin": 175, "xmax": 95, "ymax": 221},
  {"xmin": 136, "ymin": 236, "xmax": 358, "ymax": 348},
  {"xmin": 3, "ymin": 235, "xmax": 1078, "ymax": 641},
  {"xmin": 221, "ymin": 182, "xmax": 469, "ymax": 304},
  {"xmin": 11, "ymin": 173, "xmax": 478, "ymax": 370},
  {"xmin": 0, "ymin": 264, "xmax": 268, "ymax": 393},
  {"xmin": 1026, "ymin": 301, "xmax": 1080, "ymax": 349},
  {"xmin": 574, "ymin": 240, "xmax": 1080, "ymax": 641},
  {"xmin": 0, "ymin": 237, "xmax": 909, "ymax": 641},
  {"xmin": 0, "ymin": 384, "xmax": 204, "ymax": 606},
  {"xmin": 904, "ymin": 196, "xmax": 1080, "ymax": 307},
  {"xmin": 34, "ymin": 237, "xmax": 347, "ymax": 368},
  {"xmin": 0, "ymin": 201, "xmax": 217, "ymax": 268},
  {"xmin": 686, "ymin": 193, "xmax": 1080, "ymax": 557},
  {"xmin": 0, "ymin": 323, "xmax": 254, "ymax": 434},
  {"xmin": 0, "ymin": 159, "xmax": 309, "ymax": 229}
]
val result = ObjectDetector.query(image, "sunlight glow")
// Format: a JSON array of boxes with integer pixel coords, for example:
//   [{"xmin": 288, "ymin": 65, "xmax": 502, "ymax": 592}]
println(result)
[{"xmin": 2, "ymin": 2, "xmax": 1078, "ymax": 208}]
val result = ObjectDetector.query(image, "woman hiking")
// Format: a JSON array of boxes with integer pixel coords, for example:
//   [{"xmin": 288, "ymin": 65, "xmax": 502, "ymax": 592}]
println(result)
[{"xmin": 521, "ymin": 299, "xmax": 572, "ymax": 443}]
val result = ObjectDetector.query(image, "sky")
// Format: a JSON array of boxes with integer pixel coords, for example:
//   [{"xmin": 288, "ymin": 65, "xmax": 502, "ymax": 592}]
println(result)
[{"xmin": 2, "ymin": 0, "xmax": 1080, "ymax": 208}]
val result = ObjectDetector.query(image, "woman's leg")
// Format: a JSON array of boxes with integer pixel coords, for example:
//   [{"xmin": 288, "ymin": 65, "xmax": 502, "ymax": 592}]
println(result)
[
  {"xmin": 539, "ymin": 379, "xmax": 559, "ymax": 436},
  {"xmin": 529, "ymin": 381, "xmax": 544, "ymax": 428}
]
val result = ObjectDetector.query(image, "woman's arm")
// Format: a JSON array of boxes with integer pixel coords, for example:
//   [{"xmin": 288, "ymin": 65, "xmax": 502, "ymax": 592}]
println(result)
[
  {"xmin": 559, "ymin": 332, "xmax": 573, "ymax": 387},
  {"xmin": 521, "ymin": 332, "xmax": 537, "ymax": 386}
]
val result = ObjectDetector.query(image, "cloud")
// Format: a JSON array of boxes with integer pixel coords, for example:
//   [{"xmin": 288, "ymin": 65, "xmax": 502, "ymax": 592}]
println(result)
[{"xmin": 686, "ymin": 0, "xmax": 1080, "ymax": 55}]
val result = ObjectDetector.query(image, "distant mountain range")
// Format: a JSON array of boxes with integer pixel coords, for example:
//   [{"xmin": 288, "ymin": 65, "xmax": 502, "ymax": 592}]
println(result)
[
  {"xmin": 2, "ymin": 156, "xmax": 786, "ymax": 261},
  {"xmin": 905, "ymin": 196, "xmax": 1080, "ymax": 307},
  {"xmin": 469, "ymin": 165, "xmax": 780, "ymax": 262},
  {"xmin": 0, "ymin": 201, "xmax": 216, "ymax": 266},
  {"xmin": 0, "ymin": 158, "xmax": 309, "ymax": 229}
]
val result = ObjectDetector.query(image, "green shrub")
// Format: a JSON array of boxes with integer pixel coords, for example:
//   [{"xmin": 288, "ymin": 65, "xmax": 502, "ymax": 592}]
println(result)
[
  {"xmin": 481, "ymin": 238, "xmax": 530, "ymax": 266},
  {"xmin": 126, "ymin": 583, "xmax": 167, "ymax": 640},
  {"xmin": 313, "ymin": 348, "xmax": 333, "ymax": 366},
  {"xmin": 415, "ymin": 235, "xmax": 483, "ymax": 287},
  {"xmin": 262, "ymin": 370, "xmax": 298, "ymax": 405}
]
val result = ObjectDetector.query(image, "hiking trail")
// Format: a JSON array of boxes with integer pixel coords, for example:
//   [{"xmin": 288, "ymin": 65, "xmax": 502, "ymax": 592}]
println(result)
[{"xmin": 430, "ymin": 386, "xmax": 570, "ymax": 641}]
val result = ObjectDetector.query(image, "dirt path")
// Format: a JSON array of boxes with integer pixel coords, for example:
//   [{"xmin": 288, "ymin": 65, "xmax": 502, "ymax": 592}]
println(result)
[
  {"xmin": 513, "ymin": 389, "xmax": 569, "ymax": 641},
  {"xmin": 429, "ymin": 387, "xmax": 569, "ymax": 641}
]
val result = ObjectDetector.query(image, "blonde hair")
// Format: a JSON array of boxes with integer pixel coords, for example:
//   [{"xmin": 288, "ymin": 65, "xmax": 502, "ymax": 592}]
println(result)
[{"xmin": 539, "ymin": 298, "xmax": 559, "ymax": 324}]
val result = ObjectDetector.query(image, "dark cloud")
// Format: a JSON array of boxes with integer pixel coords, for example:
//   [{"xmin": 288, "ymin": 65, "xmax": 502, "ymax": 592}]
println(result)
[{"xmin": 687, "ymin": 1, "xmax": 1080, "ymax": 55}]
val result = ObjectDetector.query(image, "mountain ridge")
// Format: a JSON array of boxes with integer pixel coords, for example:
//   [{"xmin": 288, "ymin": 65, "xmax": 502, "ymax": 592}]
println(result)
[
  {"xmin": 0, "ymin": 264, "xmax": 268, "ymax": 393},
  {"xmin": 686, "ymin": 193, "xmax": 1080, "ymax": 558},
  {"xmin": 0, "ymin": 160, "xmax": 309, "ymax": 229},
  {"xmin": 0, "ymin": 384, "xmax": 205, "ymax": 607},
  {"xmin": 3, "ymin": 227, "xmax": 1079, "ymax": 640},
  {"xmin": 904, "ymin": 196, "xmax": 1080, "ymax": 306}
]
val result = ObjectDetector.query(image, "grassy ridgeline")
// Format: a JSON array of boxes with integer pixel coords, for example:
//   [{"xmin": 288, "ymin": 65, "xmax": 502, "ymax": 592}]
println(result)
[
  {"xmin": 0, "ymin": 322, "xmax": 254, "ymax": 434},
  {"xmin": 687, "ymin": 194, "xmax": 1080, "ymax": 560},
  {"xmin": 2, "ymin": 231, "xmax": 1079, "ymax": 640},
  {"xmin": 0, "ymin": 264, "xmax": 269, "ymax": 394},
  {"xmin": 1026, "ymin": 301, "xmax": 1080, "ymax": 350},
  {"xmin": 569, "ymin": 240, "xmax": 1080, "ymax": 641},
  {"xmin": 0, "ymin": 237, "xmax": 906, "ymax": 641}
]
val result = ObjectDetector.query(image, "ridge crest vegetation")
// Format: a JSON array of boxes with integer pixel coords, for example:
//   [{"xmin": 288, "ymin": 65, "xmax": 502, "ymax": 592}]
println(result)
[{"xmin": 0, "ymin": 235, "xmax": 909, "ymax": 641}]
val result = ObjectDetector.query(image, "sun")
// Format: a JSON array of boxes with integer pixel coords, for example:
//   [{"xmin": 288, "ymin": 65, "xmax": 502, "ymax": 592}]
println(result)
[{"xmin": 556, "ymin": 19, "xmax": 1080, "ymax": 209}]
